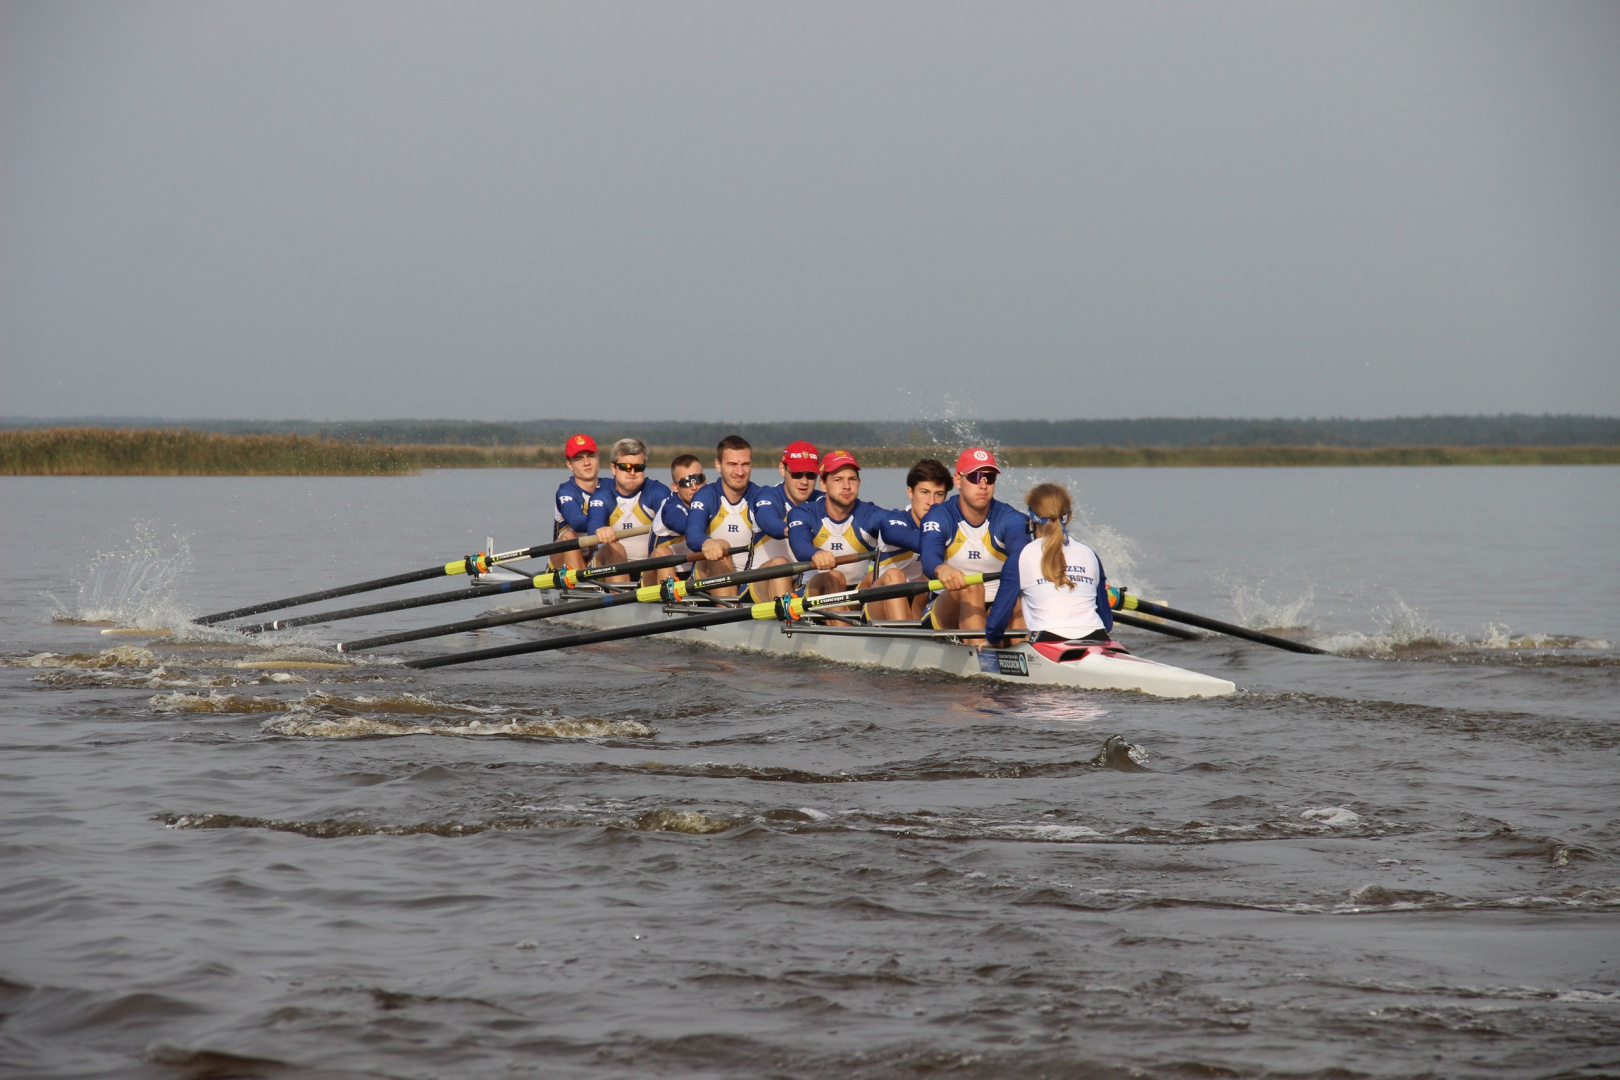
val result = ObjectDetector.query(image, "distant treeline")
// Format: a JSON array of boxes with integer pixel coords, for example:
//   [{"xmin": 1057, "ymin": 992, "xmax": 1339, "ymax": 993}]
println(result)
[
  {"xmin": 3, "ymin": 414, "xmax": 1617, "ymax": 449},
  {"xmin": 4, "ymin": 428, "xmax": 1617, "ymax": 475}
]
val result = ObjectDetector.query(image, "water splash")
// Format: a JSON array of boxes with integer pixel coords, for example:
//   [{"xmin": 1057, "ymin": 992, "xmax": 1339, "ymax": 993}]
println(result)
[
  {"xmin": 50, "ymin": 525, "xmax": 192, "ymax": 629},
  {"xmin": 1226, "ymin": 580, "xmax": 1317, "ymax": 631}
]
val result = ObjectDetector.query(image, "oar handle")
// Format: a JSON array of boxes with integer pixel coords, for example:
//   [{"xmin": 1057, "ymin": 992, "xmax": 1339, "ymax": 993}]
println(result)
[{"xmin": 1120, "ymin": 594, "xmax": 1326, "ymax": 654}]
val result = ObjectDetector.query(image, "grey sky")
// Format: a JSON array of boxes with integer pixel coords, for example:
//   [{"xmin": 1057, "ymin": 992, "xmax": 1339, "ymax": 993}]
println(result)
[{"xmin": 2, "ymin": 1, "xmax": 1616, "ymax": 422}]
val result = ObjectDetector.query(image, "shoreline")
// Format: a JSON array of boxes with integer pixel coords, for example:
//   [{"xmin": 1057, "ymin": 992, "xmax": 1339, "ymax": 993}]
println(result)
[{"xmin": 3, "ymin": 428, "xmax": 1617, "ymax": 475}]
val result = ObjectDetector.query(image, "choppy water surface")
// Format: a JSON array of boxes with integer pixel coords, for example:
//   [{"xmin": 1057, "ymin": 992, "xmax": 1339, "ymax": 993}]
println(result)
[{"xmin": 2, "ymin": 467, "xmax": 1617, "ymax": 1080}]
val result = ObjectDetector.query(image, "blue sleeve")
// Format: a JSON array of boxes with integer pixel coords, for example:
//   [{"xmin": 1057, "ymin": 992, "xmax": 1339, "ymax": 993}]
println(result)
[
  {"xmin": 786, "ymin": 505, "xmax": 819, "ymax": 560},
  {"xmin": 641, "ymin": 479, "xmax": 672, "ymax": 519},
  {"xmin": 684, "ymin": 485, "xmax": 716, "ymax": 551},
  {"xmin": 1096, "ymin": 558, "xmax": 1114, "ymax": 633},
  {"xmin": 660, "ymin": 497, "xmax": 690, "ymax": 536},
  {"xmin": 584, "ymin": 489, "xmax": 612, "ymax": 533},
  {"xmin": 556, "ymin": 482, "xmax": 592, "ymax": 533},
  {"xmin": 753, "ymin": 488, "xmax": 790, "ymax": 539},
  {"xmin": 919, "ymin": 505, "xmax": 951, "ymax": 576},
  {"xmin": 866, "ymin": 504, "xmax": 920, "ymax": 553},
  {"xmin": 983, "ymin": 508, "xmax": 1030, "ymax": 645}
]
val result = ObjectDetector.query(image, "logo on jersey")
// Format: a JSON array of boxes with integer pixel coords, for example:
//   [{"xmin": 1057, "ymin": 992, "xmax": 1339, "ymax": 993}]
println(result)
[
  {"xmin": 967, "ymin": 550, "xmax": 981, "ymax": 559},
  {"xmin": 922, "ymin": 521, "xmax": 942, "ymax": 533}
]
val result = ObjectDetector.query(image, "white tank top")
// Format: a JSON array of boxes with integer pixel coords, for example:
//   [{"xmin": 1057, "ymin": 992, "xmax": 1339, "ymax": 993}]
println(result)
[
  {"xmin": 1017, "ymin": 536, "xmax": 1106, "ymax": 639},
  {"xmin": 606, "ymin": 492, "xmax": 656, "ymax": 560},
  {"xmin": 706, "ymin": 492, "xmax": 754, "ymax": 571},
  {"xmin": 942, "ymin": 519, "xmax": 1006, "ymax": 601}
]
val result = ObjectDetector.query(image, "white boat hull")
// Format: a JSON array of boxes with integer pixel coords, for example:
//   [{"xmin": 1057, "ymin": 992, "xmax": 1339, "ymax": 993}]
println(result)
[{"xmin": 514, "ymin": 590, "xmax": 1236, "ymax": 698}]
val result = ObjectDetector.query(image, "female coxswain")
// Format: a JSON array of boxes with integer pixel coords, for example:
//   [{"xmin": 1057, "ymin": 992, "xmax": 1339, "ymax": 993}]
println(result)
[{"xmin": 986, "ymin": 483, "xmax": 1113, "ymax": 648}]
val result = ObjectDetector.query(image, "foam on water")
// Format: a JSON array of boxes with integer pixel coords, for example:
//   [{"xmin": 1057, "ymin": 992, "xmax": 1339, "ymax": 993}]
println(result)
[{"xmin": 261, "ymin": 714, "xmax": 657, "ymax": 739}]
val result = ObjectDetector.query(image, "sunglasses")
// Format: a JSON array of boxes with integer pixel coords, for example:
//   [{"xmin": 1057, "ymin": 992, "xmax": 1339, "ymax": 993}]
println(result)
[
  {"xmin": 787, "ymin": 470, "xmax": 818, "ymax": 481},
  {"xmin": 613, "ymin": 462, "xmax": 647, "ymax": 473},
  {"xmin": 962, "ymin": 469, "xmax": 999, "ymax": 485},
  {"xmin": 674, "ymin": 473, "xmax": 706, "ymax": 489}
]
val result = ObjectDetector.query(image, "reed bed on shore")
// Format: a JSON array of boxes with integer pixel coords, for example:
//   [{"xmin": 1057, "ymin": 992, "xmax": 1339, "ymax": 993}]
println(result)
[{"xmin": 4, "ymin": 428, "xmax": 1616, "ymax": 475}]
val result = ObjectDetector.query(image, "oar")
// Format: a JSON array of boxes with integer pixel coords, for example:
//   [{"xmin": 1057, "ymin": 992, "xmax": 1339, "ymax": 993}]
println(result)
[
  {"xmin": 403, "ymin": 572, "xmax": 999, "ymax": 670},
  {"xmin": 235, "ymin": 544, "xmax": 739, "ymax": 634},
  {"xmin": 1116, "ymin": 592, "xmax": 1326, "ymax": 654},
  {"xmin": 191, "ymin": 527, "xmax": 651, "ymax": 625},
  {"xmin": 1113, "ymin": 611, "xmax": 1201, "ymax": 641},
  {"xmin": 338, "ymin": 550, "xmax": 867, "ymax": 653}
]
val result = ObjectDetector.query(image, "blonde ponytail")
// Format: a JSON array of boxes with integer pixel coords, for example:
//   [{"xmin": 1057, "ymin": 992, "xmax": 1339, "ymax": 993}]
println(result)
[{"xmin": 1025, "ymin": 483, "xmax": 1074, "ymax": 591}]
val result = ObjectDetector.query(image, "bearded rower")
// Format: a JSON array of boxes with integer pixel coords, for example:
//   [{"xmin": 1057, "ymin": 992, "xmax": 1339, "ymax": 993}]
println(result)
[
  {"xmin": 551, "ymin": 433, "xmax": 604, "ymax": 572},
  {"xmin": 919, "ymin": 447, "xmax": 1029, "ymax": 645},
  {"xmin": 585, "ymin": 438, "xmax": 672, "ymax": 585},
  {"xmin": 684, "ymin": 435, "xmax": 778, "ymax": 599},
  {"xmin": 785, "ymin": 449, "xmax": 919, "ymax": 604}
]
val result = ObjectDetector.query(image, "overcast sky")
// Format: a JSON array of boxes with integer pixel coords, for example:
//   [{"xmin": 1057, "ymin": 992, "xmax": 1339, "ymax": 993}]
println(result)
[{"xmin": 2, "ymin": 1, "xmax": 1616, "ymax": 422}]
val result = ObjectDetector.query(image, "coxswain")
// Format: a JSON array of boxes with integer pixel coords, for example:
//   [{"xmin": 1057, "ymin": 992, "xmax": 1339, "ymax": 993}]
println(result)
[
  {"xmin": 684, "ymin": 434, "xmax": 771, "ymax": 598},
  {"xmin": 649, "ymin": 454, "xmax": 705, "ymax": 583},
  {"xmin": 785, "ymin": 449, "xmax": 919, "ymax": 608},
  {"xmin": 745, "ymin": 439, "xmax": 827, "ymax": 601},
  {"xmin": 551, "ymin": 433, "xmax": 604, "ymax": 572},
  {"xmin": 987, "ymin": 483, "xmax": 1112, "ymax": 647},
  {"xmin": 919, "ymin": 447, "xmax": 1029, "ymax": 645},
  {"xmin": 866, "ymin": 458, "xmax": 953, "ymax": 621},
  {"xmin": 585, "ymin": 438, "xmax": 672, "ymax": 585}
]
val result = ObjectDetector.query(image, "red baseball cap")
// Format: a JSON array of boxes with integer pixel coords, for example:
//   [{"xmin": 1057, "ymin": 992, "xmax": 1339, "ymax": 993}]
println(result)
[
  {"xmin": 563, "ymin": 433, "xmax": 597, "ymax": 457},
  {"xmin": 781, "ymin": 440, "xmax": 820, "ymax": 472},
  {"xmin": 820, "ymin": 448, "xmax": 860, "ymax": 475},
  {"xmin": 954, "ymin": 447, "xmax": 999, "ymax": 475}
]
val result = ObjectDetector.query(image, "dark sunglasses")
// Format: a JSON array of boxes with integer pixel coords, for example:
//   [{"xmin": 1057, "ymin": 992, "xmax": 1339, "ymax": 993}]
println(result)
[
  {"xmin": 613, "ymin": 462, "xmax": 647, "ymax": 473},
  {"xmin": 962, "ymin": 469, "xmax": 998, "ymax": 485},
  {"xmin": 674, "ymin": 473, "xmax": 706, "ymax": 488},
  {"xmin": 787, "ymin": 470, "xmax": 818, "ymax": 481}
]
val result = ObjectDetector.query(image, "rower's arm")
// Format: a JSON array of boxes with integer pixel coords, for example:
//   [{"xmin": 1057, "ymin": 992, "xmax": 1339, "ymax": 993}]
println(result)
[
  {"xmin": 983, "ymin": 512, "xmax": 1030, "ymax": 644},
  {"xmin": 919, "ymin": 507, "xmax": 949, "ymax": 577},
  {"xmin": 555, "ymin": 485, "xmax": 592, "ymax": 534},
  {"xmin": 785, "ymin": 506, "xmax": 818, "ymax": 561},
  {"xmin": 753, "ymin": 494, "xmax": 790, "ymax": 539},
  {"xmin": 683, "ymin": 492, "xmax": 714, "ymax": 553},
  {"xmin": 1095, "ymin": 558, "xmax": 1114, "ymax": 633}
]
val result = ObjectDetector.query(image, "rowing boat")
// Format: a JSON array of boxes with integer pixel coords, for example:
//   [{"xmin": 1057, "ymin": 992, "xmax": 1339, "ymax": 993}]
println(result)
[{"xmin": 496, "ymin": 584, "xmax": 1236, "ymax": 698}]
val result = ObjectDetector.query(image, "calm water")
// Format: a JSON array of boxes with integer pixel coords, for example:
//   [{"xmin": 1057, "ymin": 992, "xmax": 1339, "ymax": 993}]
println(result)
[{"xmin": 2, "ymin": 467, "xmax": 1617, "ymax": 1080}]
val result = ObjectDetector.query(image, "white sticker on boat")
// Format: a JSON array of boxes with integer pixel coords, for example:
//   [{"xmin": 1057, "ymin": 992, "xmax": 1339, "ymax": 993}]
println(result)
[{"xmin": 977, "ymin": 649, "xmax": 1029, "ymax": 677}]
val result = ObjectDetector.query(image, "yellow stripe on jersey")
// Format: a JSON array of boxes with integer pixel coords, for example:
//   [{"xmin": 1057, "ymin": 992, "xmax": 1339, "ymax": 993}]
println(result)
[{"xmin": 609, "ymin": 501, "xmax": 654, "ymax": 529}]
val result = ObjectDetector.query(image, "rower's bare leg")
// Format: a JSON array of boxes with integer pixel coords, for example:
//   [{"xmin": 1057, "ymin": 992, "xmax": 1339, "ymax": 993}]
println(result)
[
  {"xmin": 933, "ymin": 582, "xmax": 988, "ymax": 645},
  {"xmin": 693, "ymin": 559, "xmax": 737, "ymax": 597},
  {"xmin": 868, "ymin": 567, "xmax": 913, "ymax": 622},
  {"xmin": 594, "ymin": 539, "xmax": 629, "ymax": 583},
  {"xmin": 804, "ymin": 569, "xmax": 856, "ymax": 625},
  {"xmin": 551, "ymin": 529, "xmax": 588, "ymax": 572},
  {"xmin": 650, "ymin": 543, "xmax": 676, "ymax": 586},
  {"xmin": 745, "ymin": 557, "xmax": 794, "ymax": 604}
]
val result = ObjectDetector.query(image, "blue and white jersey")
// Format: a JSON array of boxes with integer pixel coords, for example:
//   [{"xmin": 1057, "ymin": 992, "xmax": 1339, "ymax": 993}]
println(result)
[
  {"xmin": 553, "ymin": 475, "xmax": 600, "ymax": 537},
  {"xmin": 655, "ymin": 495, "xmax": 697, "ymax": 570},
  {"xmin": 786, "ymin": 499, "xmax": 919, "ymax": 585},
  {"xmin": 752, "ymin": 483, "xmax": 824, "ymax": 565},
  {"xmin": 684, "ymin": 481, "xmax": 768, "ymax": 571},
  {"xmin": 920, "ymin": 496, "xmax": 1030, "ymax": 628},
  {"xmin": 998, "ymin": 535, "xmax": 1112, "ymax": 643},
  {"xmin": 586, "ymin": 479, "xmax": 672, "ymax": 562}
]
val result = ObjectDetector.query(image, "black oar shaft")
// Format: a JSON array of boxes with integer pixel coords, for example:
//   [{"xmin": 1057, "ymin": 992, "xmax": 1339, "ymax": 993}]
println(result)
[
  {"xmin": 1123, "ymin": 597, "xmax": 1326, "ymax": 654},
  {"xmin": 341, "ymin": 550, "xmax": 861, "ymax": 652},
  {"xmin": 1112, "ymin": 611, "xmax": 1201, "ymax": 641},
  {"xmin": 193, "ymin": 527, "xmax": 648, "ymax": 625},
  {"xmin": 242, "ymin": 547, "xmax": 720, "ymax": 634}
]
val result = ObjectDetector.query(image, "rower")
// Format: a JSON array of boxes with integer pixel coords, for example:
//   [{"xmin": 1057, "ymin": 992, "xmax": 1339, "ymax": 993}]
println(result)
[
  {"xmin": 649, "ymin": 454, "xmax": 705, "ymax": 583},
  {"xmin": 919, "ymin": 447, "xmax": 1029, "ymax": 645},
  {"xmin": 988, "ymin": 483, "xmax": 1112, "ymax": 647},
  {"xmin": 867, "ymin": 458, "xmax": 953, "ymax": 621},
  {"xmin": 585, "ymin": 438, "xmax": 672, "ymax": 585},
  {"xmin": 684, "ymin": 434, "xmax": 772, "ymax": 598},
  {"xmin": 745, "ymin": 439, "xmax": 826, "ymax": 601},
  {"xmin": 785, "ymin": 449, "xmax": 919, "ymax": 609},
  {"xmin": 551, "ymin": 433, "xmax": 603, "ymax": 572}
]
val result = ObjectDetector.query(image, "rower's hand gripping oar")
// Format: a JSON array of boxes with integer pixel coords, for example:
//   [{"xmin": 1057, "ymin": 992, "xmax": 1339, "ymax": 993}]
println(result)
[
  {"xmin": 403, "ymin": 572, "xmax": 999, "ymax": 670},
  {"xmin": 1112, "ymin": 589, "xmax": 1327, "ymax": 655},
  {"xmin": 339, "ymin": 550, "xmax": 869, "ymax": 653},
  {"xmin": 191, "ymin": 527, "xmax": 652, "ymax": 625},
  {"xmin": 236, "ymin": 543, "xmax": 741, "ymax": 634}
]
